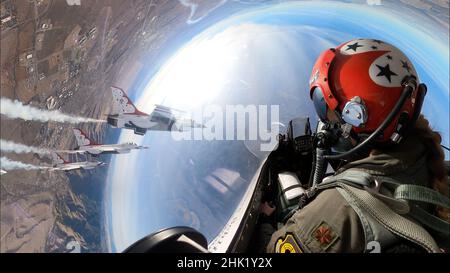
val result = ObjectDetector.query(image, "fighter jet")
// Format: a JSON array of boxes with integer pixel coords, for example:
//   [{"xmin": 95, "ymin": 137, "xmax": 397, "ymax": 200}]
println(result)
[
  {"xmin": 50, "ymin": 153, "xmax": 106, "ymax": 171},
  {"xmin": 106, "ymin": 86, "xmax": 204, "ymax": 136},
  {"xmin": 72, "ymin": 128, "xmax": 148, "ymax": 155},
  {"xmin": 0, "ymin": 169, "xmax": 6, "ymax": 175}
]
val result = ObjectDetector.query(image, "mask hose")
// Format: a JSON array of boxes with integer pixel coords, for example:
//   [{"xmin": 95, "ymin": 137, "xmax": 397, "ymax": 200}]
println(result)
[
  {"xmin": 311, "ymin": 147, "xmax": 327, "ymax": 188},
  {"xmin": 308, "ymin": 126, "xmax": 332, "ymax": 191}
]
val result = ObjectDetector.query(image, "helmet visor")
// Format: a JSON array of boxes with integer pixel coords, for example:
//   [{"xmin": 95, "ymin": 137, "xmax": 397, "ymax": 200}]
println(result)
[{"xmin": 312, "ymin": 87, "xmax": 328, "ymax": 121}]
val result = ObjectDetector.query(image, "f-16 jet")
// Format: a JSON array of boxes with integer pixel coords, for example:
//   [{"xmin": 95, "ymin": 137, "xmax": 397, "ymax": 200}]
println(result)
[
  {"xmin": 106, "ymin": 86, "xmax": 204, "ymax": 136},
  {"xmin": 50, "ymin": 153, "xmax": 106, "ymax": 171},
  {"xmin": 72, "ymin": 128, "xmax": 148, "ymax": 155}
]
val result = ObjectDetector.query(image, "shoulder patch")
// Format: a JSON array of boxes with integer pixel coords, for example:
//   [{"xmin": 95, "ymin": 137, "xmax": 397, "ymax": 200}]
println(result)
[
  {"xmin": 275, "ymin": 233, "xmax": 303, "ymax": 253},
  {"xmin": 311, "ymin": 221, "xmax": 339, "ymax": 250}
]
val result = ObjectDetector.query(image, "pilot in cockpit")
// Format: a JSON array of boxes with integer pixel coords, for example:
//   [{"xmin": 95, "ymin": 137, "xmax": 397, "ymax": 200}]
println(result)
[{"xmin": 265, "ymin": 39, "xmax": 450, "ymax": 253}]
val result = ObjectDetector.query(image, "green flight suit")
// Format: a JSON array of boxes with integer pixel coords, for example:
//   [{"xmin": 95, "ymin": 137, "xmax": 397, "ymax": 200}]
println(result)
[{"xmin": 267, "ymin": 133, "xmax": 443, "ymax": 253}]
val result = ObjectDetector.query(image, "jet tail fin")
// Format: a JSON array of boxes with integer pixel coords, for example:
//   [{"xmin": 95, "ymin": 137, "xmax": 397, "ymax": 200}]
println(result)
[
  {"xmin": 51, "ymin": 152, "xmax": 69, "ymax": 165},
  {"xmin": 111, "ymin": 86, "xmax": 148, "ymax": 116},
  {"xmin": 73, "ymin": 128, "xmax": 98, "ymax": 147}
]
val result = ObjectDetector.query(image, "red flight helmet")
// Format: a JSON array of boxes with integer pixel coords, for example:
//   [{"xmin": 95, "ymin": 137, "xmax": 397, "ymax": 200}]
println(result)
[{"xmin": 309, "ymin": 38, "xmax": 421, "ymax": 144}]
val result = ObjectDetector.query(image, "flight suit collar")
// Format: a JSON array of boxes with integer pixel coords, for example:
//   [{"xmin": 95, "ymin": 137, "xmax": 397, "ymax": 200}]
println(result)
[{"xmin": 336, "ymin": 133, "xmax": 430, "ymax": 186}]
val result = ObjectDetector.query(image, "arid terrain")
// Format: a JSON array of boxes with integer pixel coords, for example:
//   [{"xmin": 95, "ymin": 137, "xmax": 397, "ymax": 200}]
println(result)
[{"xmin": 0, "ymin": 0, "xmax": 226, "ymax": 253}]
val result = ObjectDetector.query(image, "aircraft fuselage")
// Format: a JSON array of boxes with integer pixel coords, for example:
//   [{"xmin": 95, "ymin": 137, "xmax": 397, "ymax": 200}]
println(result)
[
  {"xmin": 78, "ymin": 143, "xmax": 145, "ymax": 155},
  {"xmin": 53, "ymin": 161, "xmax": 104, "ymax": 171},
  {"xmin": 107, "ymin": 112, "xmax": 176, "ymax": 135}
]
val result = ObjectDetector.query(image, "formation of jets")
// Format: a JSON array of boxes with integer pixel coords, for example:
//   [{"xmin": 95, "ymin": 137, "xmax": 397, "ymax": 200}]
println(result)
[
  {"xmin": 1, "ymin": 86, "xmax": 201, "ymax": 174},
  {"xmin": 48, "ymin": 126, "xmax": 150, "ymax": 172}
]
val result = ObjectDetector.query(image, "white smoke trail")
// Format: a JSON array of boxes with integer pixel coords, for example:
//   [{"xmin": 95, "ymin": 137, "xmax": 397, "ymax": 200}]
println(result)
[
  {"xmin": 0, "ymin": 156, "xmax": 49, "ymax": 171},
  {"xmin": 0, "ymin": 98, "xmax": 105, "ymax": 124},
  {"xmin": 0, "ymin": 139, "xmax": 84, "ymax": 155},
  {"xmin": 1, "ymin": 139, "xmax": 51, "ymax": 154}
]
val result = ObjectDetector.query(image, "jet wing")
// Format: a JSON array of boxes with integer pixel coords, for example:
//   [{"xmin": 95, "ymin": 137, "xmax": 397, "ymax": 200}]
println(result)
[{"xmin": 52, "ymin": 164, "xmax": 82, "ymax": 171}]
